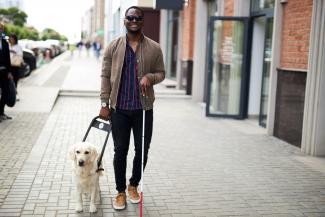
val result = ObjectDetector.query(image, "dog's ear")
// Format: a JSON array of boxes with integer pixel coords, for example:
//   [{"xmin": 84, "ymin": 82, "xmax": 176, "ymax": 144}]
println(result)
[
  {"xmin": 69, "ymin": 145, "xmax": 76, "ymax": 161},
  {"xmin": 90, "ymin": 146, "xmax": 99, "ymax": 162}
]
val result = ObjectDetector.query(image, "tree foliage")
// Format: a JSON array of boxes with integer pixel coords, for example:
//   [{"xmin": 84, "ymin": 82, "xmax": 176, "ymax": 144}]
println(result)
[
  {"xmin": 0, "ymin": 7, "xmax": 67, "ymax": 41},
  {"xmin": 41, "ymin": 28, "xmax": 66, "ymax": 41},
  {"xmin": 0, "ymin": 7, "xmax": 27, "ymax": 26},
  {"xmin": 4, "ymin": 23, "xmax": 39, "ymax": 40}
]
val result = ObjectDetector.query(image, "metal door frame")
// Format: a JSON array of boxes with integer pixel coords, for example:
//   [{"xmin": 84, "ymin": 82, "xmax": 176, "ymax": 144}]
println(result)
[
  {"xmin": 254, "ymin": 10, "xmax": 274, "ymax": 127},
  {"xmin": 206, "ymin": 16, "xmax": 251, "ymax": 119}
]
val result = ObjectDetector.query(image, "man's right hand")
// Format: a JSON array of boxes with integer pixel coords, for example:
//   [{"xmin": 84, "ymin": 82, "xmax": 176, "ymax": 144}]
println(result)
[
  {"xmin": 99, "ymin": 107, "xmax": 111, "ymax": 121},
  {"xmin": 8, "ymin": 72, "xmax": 13, "ymax": 80}
]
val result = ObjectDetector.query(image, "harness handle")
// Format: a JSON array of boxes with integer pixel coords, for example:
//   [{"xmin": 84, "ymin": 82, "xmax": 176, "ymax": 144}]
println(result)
[{"xmin": 82, "ymin": 116, "xmax": 112, "ymax": 172}]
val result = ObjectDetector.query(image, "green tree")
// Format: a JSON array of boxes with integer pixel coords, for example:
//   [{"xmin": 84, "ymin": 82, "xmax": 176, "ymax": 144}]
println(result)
[
  {"xmin": 25, "ymin": 27, "xmax": 39, "ymax": 40},
  {"xmin": 60, "ymin": 35, "xmax": 68, "ymax": 41},
  {"xmin": 41, "ymin": 28, "xmax": 67, "ymax": 41},
  {"xmin": 4, "ymin": 23, "xmax": 39, "ymax": 40},
  {"xmin": 1, "ymin": 7, "xmax": 67, "ymax": 42},
  {"xmin": 41, "ymin": 28, "xmax": 60, "ymax": 40},
  {"xmin": 0, "ymin": 7, "xmax": 27, "ymax": 26}
]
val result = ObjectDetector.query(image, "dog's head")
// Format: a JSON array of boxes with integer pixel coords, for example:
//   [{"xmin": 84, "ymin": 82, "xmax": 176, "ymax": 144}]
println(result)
[{"xmin": 69, "ymin": 142, "xmax": 99, "ymax": 167}]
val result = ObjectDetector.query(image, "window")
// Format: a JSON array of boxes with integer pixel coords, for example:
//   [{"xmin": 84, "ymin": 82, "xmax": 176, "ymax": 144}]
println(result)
[{"xmin": 251, "ymin": 0, "xmax": 275, "ymax": 12}]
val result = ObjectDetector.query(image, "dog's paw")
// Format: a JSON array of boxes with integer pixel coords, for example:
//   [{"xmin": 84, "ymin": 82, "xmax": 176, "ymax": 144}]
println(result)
[
  {"xmin": 75, "ymin": 204, "xmax": 83, "ymax": 212},
  {"xmin": 89, "ymin": 204, "xmax": 97, "ymax": 213}
]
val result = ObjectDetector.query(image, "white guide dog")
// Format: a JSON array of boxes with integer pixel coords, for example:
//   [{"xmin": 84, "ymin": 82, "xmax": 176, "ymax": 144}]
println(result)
[{"xmin": 69, "ymin": 142, "xmax": 103, "ymax": 213}]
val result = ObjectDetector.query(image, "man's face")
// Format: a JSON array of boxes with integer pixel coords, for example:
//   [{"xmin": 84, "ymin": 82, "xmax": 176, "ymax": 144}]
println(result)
[{"xmin": 124, "ymin": 9, "xmax": 143, "ymax": 34}]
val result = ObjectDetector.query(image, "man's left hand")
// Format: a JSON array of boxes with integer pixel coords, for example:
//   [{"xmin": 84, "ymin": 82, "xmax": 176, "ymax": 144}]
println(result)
[{"xmin": 140, "ymin": 75, "xmax": 151, "ymax": 96}]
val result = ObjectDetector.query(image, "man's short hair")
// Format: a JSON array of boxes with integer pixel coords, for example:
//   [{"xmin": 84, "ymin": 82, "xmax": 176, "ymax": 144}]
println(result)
[{"xmin": 125, "ymin": 6, "xmax": 144, "ymax": 18}]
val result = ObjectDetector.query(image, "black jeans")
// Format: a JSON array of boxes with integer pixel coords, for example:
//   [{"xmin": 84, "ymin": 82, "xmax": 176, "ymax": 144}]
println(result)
[{"xmin": 111, "ymin": 109, "xmax": 153, "ymax": 193}]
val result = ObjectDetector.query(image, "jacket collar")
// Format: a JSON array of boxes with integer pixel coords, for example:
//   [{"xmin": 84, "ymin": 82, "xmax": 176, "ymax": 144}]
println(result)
[{"xmin": 125, "ymin": 33, "xmax": 145, "ymax": 44}]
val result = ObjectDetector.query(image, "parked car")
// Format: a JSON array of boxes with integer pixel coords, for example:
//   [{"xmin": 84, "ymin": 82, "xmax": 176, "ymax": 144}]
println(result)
[
  {"xmin": 22, "ymin": 49, "xmax": 36, "ymax": 76},
  {"xmin": 19, "ymin": 62, "xmax": 30, "ymax": 78}
]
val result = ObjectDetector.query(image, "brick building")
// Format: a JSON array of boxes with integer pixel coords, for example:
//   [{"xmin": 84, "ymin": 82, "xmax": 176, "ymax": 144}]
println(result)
[
  {"xmin": 81, "ymin": 0, "xmax": 105, "ymax": 45},
  {"xmin": 280, "ymin": 0, "xmax": 312, "ymax": 69},
  {"xmin": 101, "ymin": 0, "xmax": 325, "ymax": 156},
  {"xmin": 188, "ymin": 0, "xmax": 325, "ymax": 156},
  {"xmin": 179, "ymin": 1, "xmax": 196, "ymax": 94},
  {"xmin": 272, "ymin": 0, "xmax": 313, "ymax": 149}
]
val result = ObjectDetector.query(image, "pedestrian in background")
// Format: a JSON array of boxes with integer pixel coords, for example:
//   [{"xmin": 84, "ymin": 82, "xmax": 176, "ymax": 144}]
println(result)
[
  {"xmin": 44, "ymin": 49, "xmax": 51, "ymax": 63},
  {"xmin": 85, "ymin": 41, "xmax": 91, "ymax": 57},
  {"xmin": 9, "ymin": 33, "xmax": 23, "ymax": 100},
  {"xmin": 67, "ymin": 43, "xmax": 75, "ymax": 57},
  {"xmin": 93, "ymin": 40, "xmax": 101, "ymax": 59},
  {"xmin": 99, "ymin": 6, "xmax": 165, "ymax": 210},
  {"xmin": 0, "ymin": 22, "xmax": 14, "ymax": 121},
  {"xmin": 76, "ymin": 41, "xmax": 83, "ymax": 57}
]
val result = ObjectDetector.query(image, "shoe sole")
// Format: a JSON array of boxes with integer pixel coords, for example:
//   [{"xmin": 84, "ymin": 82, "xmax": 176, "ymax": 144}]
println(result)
[
  {"xmin": 113, "ymin": 204, "xmax": 126, "ymax": 210},
  {"xmin": 128, "ymin": 197, "xmax": 140, "ymax": 204},
  {"xmin": 113, "ymin": 201, "xmax": 126, "ymax": 210}
]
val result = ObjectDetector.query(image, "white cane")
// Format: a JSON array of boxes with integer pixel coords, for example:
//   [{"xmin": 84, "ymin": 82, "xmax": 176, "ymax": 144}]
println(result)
[{"xmin": 140, "ymin": 95, "xmax": 145, "ymax": 217}]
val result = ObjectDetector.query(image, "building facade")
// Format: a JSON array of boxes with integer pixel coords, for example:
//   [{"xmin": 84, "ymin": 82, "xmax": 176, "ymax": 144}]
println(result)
[
  {"xmin": 189, "ymin": 0, "xmax": 325, "ymax": 156},
  {"xmin": 81, "ymin": 0, "xmax": 105, "ymax": 45},
  {"xmin": 97, "ymin": 0, "xmax": 325, "ymax": 156},
  {"xmin": 103, "ymin": 0, "xmax": 161, "ymax": 48},
  {"xmin": 81, "ymin": 7, "xmax": 94, "ymax": 41},
  {"xmin": 94, "ymin": 0, "xmax": 105, "ymax": 45}
]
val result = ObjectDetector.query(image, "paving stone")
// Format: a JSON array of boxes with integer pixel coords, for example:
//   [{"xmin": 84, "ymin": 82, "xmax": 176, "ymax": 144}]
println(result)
[
  {"xmin": 0, "ymin": 113, "xmax": 48, "ymax": 208},
  {"xmin": 0, "ymin": 212, "xmax": 21, "ymax": 216},
  {"xmin": 33, "ymin": 206, "xmax": 46, "ymax": 215}
]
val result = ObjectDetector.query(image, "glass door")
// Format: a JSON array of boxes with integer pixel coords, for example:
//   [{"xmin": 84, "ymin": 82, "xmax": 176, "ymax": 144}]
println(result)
[
  {"xmin": 259, "ymin": 17, "xmax": 274, "ymax": 126},
  {"xmin": 166, "ymin": 11, "xmax": 179, "ymax": 80},
  {"xmin": 206, "ymin": 17, "xmax": 250, "ymax": 119}
]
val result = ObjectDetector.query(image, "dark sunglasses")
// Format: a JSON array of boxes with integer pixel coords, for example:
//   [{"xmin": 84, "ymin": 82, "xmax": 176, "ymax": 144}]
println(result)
[{"xmin": 125, "ymin": 15, "xmax": 143, "ymax": 22}]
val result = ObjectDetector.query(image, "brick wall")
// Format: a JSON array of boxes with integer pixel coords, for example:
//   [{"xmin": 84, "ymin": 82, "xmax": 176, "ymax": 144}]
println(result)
[
  {"xmin": 181, "ymin": 0, "xmax": 196, "ymax": 60},
  {"xmin": 280, "ymin": 0, "xmax": 313, "ymax": 70}
]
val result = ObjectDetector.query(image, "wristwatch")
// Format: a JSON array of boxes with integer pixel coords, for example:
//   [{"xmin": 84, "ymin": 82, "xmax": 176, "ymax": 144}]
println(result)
[{"xmin": 101, "ymin": 102, "xmax": 108, "ymax": 108}]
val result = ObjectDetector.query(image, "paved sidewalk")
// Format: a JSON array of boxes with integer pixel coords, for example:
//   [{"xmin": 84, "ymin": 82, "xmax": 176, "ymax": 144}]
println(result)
[{"xmin": 0, "ymin": 51, "xmax": 325, "ymax": 217}]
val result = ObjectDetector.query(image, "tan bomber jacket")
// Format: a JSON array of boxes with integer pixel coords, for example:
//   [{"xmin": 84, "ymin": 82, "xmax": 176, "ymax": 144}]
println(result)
[{"xmin": 100, "ymin": 35, "xmax": 165, "ymax": 110}]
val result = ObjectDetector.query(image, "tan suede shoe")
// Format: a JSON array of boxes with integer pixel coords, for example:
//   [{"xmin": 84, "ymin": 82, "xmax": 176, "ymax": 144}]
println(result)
[
  {"xmin": 127, "ymin": 185, "xmax": 141, "ymax": 204},
  {"xmin": 113, "ymin": 192, "xmax": 126, "ymax": 210}
]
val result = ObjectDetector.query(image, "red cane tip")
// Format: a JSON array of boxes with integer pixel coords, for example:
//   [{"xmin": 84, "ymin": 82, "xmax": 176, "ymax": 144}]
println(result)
[{"xmin": 140, "ymin": 192, "xmax": 143, "ymax": 217}]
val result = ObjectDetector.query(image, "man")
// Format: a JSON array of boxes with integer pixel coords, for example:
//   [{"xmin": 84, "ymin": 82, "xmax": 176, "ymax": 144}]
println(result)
[
  {"xmin": 0, "ymin": 22, "xmax": 13, "ymax": 121},
  {"xmin": 99, "ymin": 6, "xmax": 165, "ymax": 210}
]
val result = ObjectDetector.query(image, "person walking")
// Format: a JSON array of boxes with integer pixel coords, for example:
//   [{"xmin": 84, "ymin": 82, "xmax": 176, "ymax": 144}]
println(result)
[
  {"xmin": 93, "ymin": 40, "xmax": 101, "ymax": 59},
  {"xmin": 99, "ymin": 6, "xmax": 165, "ymax": 210},
  {"xmin": 9, "ymin": 33, "xmax": 23, "ymax": 100},
  {"xmin": 0, "ymin": 22, "xmax": 14, "ymax": 121},
  {"xmin": 76, "ymin": 40, "xmax": 83, "ymax": 57},
  {"xmin": 85, "ymin": 41, "xmax": 91, "ymax": 57}
]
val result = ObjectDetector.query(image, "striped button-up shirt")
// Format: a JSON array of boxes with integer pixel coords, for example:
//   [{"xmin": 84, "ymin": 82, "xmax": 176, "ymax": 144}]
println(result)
[{"xmin": 116, "ymin": 42, "xmax": 141, "ymax": 110}]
